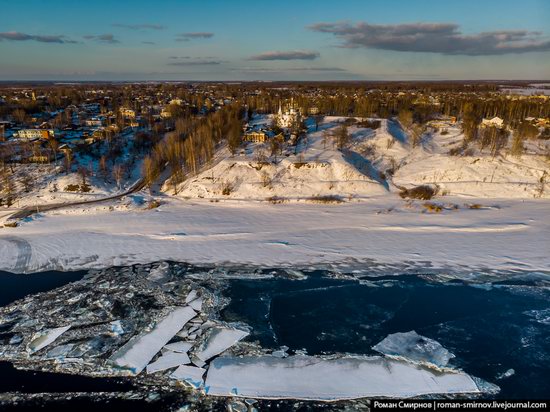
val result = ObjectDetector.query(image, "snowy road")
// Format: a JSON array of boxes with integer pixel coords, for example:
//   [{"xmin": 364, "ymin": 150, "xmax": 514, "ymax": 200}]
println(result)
[{"xmin": 6, "ymin": 178, "xmax": 145, "ymax": 221}]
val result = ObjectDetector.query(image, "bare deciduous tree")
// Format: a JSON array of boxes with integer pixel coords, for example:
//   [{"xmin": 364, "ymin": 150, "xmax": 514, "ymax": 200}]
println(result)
[
  {"xmin": 77, "ymin": 166, "xmax": 89, "ymax": 185},
  {"xmin": 112, "ymin": 164, "xmax": 125, "ymax": 189}
]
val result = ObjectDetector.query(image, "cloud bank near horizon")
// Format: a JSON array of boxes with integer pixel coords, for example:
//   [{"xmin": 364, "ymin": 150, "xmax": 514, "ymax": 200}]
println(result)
[
  {"xmin": 248, "ymin": 50, "xmax": 320, "ymax": 61},
  {"xmin": 309, "ymin": 21, "xmax": 550, "ymax": 55}
]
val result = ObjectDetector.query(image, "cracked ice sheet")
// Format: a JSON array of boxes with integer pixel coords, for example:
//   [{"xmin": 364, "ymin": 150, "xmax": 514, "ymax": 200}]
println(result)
[
  {"xmin": 205, "ymin": 355, "xmax": 480, "ymax": 400},
  {"xmin": 110, "ymin": 306, "xmax": 195, "ymax": 374},
  {"xmin": 195, "ymin": 327, "xmax": 249, "ymax": 362},
  {"xmin": 27, "ymin": 325, "xmax": 71, "ymax": 354},
  {"xmin": 146, "ymin": 352, "xmax": 190, "ymax": 374}
]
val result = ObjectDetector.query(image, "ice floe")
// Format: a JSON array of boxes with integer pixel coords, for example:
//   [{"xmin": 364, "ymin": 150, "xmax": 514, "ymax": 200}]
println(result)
[
  {"xmin": 164, "ymin": 341, "xmax": 193, "ymax": 353},
  {"xmin": 110, "ymin": 320, "xmax": 125, "ymax": 335},
  {"xmin": 189, "ymin": 298, "xmax": 203, "ymax": 312},
  {"xmin": 146, "ymin": 351, "xmax": 191, "ymax": 374},
  {"xmin": 170, "ymin": 365, "xmax": 207, "ymax": 388},
  {"xmin": 195, "ymin": 326, "xmax": 249, "ymax": 362},
  {"xmin": 110, "ymin": 306, "xmax": 196, "ymax": 374},
  {"xmin": 185, "ymin": 290, "xmax": 198, "ymax": 303},
  {"xmin": 27, "ymin": 326, "xmax": 71, "ymax": 354},
  {"xmin": 496, "ymin": 369, "xmax": 515, "ymax": 380},
  {"xmin": 372, "ymin": 330, "xmax": 455, "ymax": 368},
  {"xmin": 205, "ymin": 355, "xmax": 480, "ymax": 400}
]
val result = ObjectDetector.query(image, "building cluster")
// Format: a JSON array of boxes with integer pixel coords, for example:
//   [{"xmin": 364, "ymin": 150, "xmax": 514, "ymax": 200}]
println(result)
[
  {"xmin": 242, "ymin": 99, "xmax": 303, "ymax": 144},
  {"xmin": 1, "ymin": 82, "xmax": 548, "ymax": 166},
  {"xmin": 0, "ymin": 85, "xmax": 237, "ymax": 157}
]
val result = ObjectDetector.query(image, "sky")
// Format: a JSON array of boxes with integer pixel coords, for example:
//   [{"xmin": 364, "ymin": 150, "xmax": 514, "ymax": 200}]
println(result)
[{"xmin": 0, "ymin": 0, "xmax": 549, "ymax": 81}]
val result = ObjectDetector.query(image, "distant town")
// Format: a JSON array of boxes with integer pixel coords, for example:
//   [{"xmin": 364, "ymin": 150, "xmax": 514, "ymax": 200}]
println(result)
[{"xmin": 0, "ymin": 81, "xmax": 549, "ymax": 211}]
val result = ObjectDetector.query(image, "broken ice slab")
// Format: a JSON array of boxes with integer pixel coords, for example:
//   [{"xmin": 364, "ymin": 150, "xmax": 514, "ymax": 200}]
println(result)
[
  {"xmin": 271, "ymin": 347, "xmax": 289, "ymax": 358},
  {"xmin": 110, "ymin": 306, "xmax": 196, "ymax": 374},
  {"xmin": 190, "ymin": 356, "xmax": 206, "ymax": 368},
  {"xmin": 146, "ymin": 352, "xmax": 191, "ymax": 374},
  {"xmin": 170, "ymin": 365, "xmax": 206, "ymax": 388},
  {"xmin": 195, "ymin": 326, "xmax": 249, "ymax": 362},
  {"xmin": 45, "ymin": 343, "xmax": 75, "ymax": 360},
  {"xmin": 205, "ymin": 355, "xmax": 481, "ymax": 400},
  {"xmin": 27, "ymin": 326, "xmax": 71, "ymax": 354},
  {"xmin": 148, "ymin": 262, "xmax": 171, "ymax": 283},
  {"xmin": 189, "ymin": 298, "xmax": 203, "ymax": 312},
  {"xmin": 164, "ymin": 341, "xmax": 193, "ymax": 353},
  {"xmin": 185, "ymin": 290, "xmax": 198, "ymax": 303},
  {"xmin": 372, "ymin": 330, "xmax": 455, "ymax": 368},
  {"xmin": 110, "ymin": 320, "xmax": 125, "ymax": 335},
  {"xmin": 496, "ymin": 369, "xmax": 515, "ymax": 380}
]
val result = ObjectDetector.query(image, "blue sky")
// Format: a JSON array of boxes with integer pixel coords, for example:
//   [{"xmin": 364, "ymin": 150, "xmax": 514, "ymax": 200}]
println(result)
[{"xmin": 0, "ymin": 0, "xmax": 549, "ymax": 80}]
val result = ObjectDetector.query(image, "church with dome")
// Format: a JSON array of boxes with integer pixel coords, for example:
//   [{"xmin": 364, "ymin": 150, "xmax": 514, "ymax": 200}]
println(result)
[{"xmin": 275, "ymin": 98, "xmax": 302, "ymax": 129}]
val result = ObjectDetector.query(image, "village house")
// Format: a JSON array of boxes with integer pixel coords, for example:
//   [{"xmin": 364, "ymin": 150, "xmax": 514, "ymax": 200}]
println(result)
[
  {"xmin": 160, "ymin": 108, "xmax": 172, "ymax": 119},
  {"xmin": 58, "ymin": 144, "xmax": 72, "ymax": 156},
  {"xmin": 243, "ymin": 129, "xmax": 285, "ymax": 144},
  {"xmin": 14, "ymin": 129, "xmax": 54, "ymax": 140},
  {"xmin": 427, "ymin": 115, "xmax": 457, "ymax": 128},
  {"xmin": 28, "ymin": 153, "xmax": 50, "ymax": 163},
  {"xmin": 119, "ymin": 107, "xmax": 136, "ymax": 119},
  {"xmin": 481, "ymin": 116, "xmax": 505, "ymax": 128},
  {"xmin": 81, "ymin": 103, "xmax": 101, "ymax": 114},
  {"xmin": 85, "ymin": 117, "xmax": 105, "ymax": 128},
  {"xmin": 525, "ymin": 117, "xmax": 550, "ymax": 127},
  {"xmin": 243, "ymin": 130, "xmax": 268, "ymax": 143}
]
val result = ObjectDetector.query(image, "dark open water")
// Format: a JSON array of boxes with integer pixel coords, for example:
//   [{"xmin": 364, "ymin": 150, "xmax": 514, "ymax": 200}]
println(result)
[
  {"xmin": 222, "ymin": 273, "xmax": 550, "ymax": 400},
  {"xmin": 1, "ymin": 268, "xmax": 549, "ymax": 411}
]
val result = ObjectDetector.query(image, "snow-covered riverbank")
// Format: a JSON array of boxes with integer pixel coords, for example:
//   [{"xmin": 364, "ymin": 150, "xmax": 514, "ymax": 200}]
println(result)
[{"xmin": 0, "ymin": 196, "xmax": 548, "ymax": 275}]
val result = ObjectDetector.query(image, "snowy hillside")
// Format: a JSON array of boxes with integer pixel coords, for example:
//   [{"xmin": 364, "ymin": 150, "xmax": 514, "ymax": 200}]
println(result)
[
  {"xmin": 171, "ymin": 116, "xmax": 550, "ymax": 201},
  {"xmin": 173, "ymin": 118, "xmax": 388, "ymax": 201},
  {"xmin": 389, "ymin": 124, "xmax": 550, "ymax": 199},
  {"xmin": 6, "ymin": 164, "xmax": 142, "ymax": 209}
]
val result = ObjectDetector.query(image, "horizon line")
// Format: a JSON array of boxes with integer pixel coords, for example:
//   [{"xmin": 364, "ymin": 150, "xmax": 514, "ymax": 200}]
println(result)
[{"xmin": 1, "ymin": 79, "xmax": 549, "ymax": 83}]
